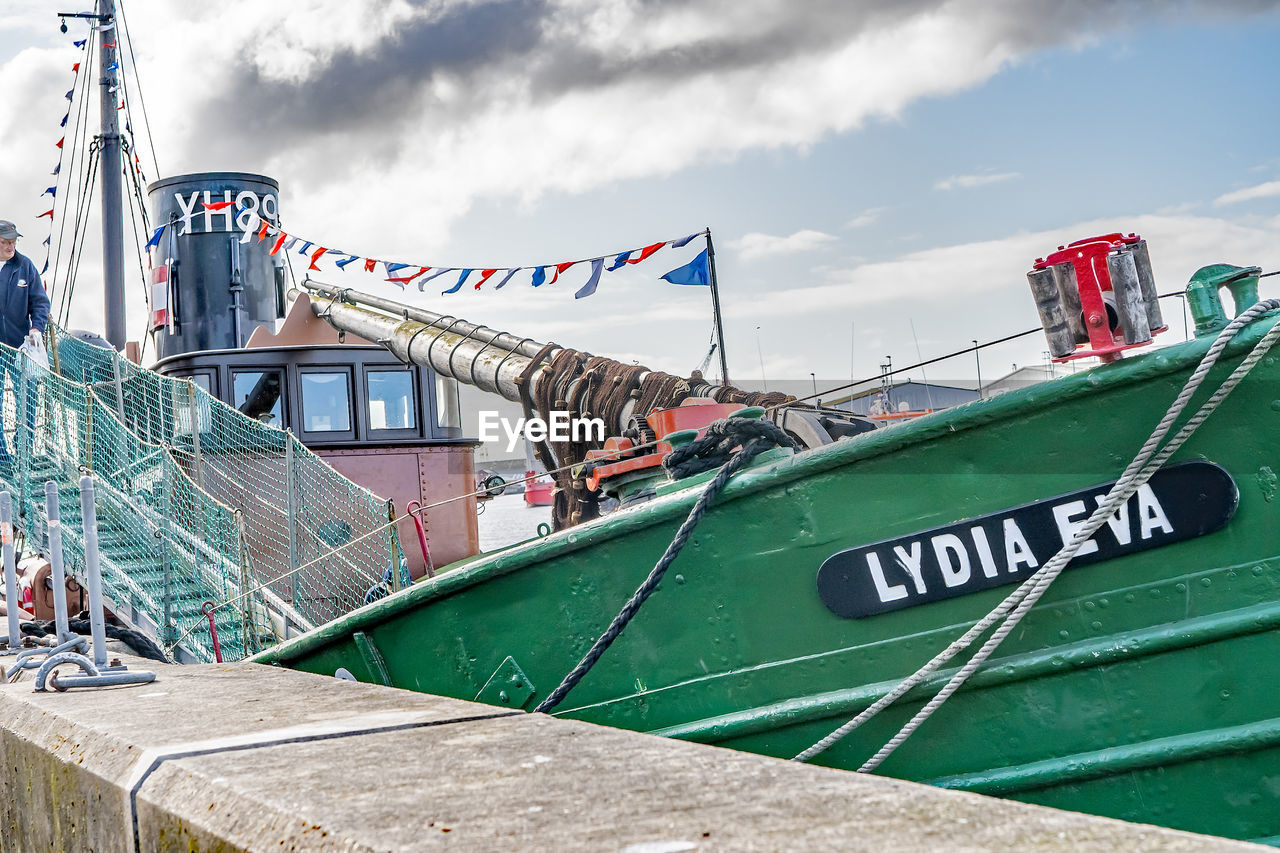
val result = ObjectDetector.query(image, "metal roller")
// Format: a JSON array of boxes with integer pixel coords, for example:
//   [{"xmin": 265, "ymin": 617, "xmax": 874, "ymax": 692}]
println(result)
[
  {"xmin": 1050, "ymin": 262, "xmax": 1089, "ymax": 343},
  {"xmin": 1106, "ymin": 250, "xmax": 1152, "ymax": 345},
  {"xmin": 1126, "ymin": 239, "xmax": 1164, "ymax": 332},
  {"xmin": 1028, "ymin": 268, "xmax": 1076, "ymax": 358}
]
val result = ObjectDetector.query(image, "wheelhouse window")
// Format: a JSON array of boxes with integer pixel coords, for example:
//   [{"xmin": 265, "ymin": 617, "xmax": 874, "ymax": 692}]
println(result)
[
  {"xmin": 232, "ymin": 369, "xmax": 284, "ymax": 426},
  {"xmin": 435, "ymin": 374, "xmax": 461, "ymax": 431},
  {"xmin": 367, "ymin": 370, "xmax": 416, "ymax": 431},
  {"xmin": 300, "ymin": 370, "xmax": 352, "ymax": 433}
]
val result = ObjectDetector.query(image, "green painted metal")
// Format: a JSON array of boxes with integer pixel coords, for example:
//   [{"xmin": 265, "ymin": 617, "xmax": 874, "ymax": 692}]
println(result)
[
  {"xmin": 476, "ymin": 656, "xmax": 537, "ymax": 709},
  {"xmin": 1187, "ymin": 263, "xmax": 1263, "ymax": 337},
  {"xmin": 256, "ymin": 305, "xmax": 1280, "ymax": 842}
]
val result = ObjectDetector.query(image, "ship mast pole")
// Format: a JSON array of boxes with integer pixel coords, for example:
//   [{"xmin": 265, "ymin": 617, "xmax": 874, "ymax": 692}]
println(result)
[
  {"xmin": 97, "ymin": 0, "xmax": 126, "ymax": 349},
  {"xmin": 705, "ymin": 229, "xmax": 730, "ymax": 385}
]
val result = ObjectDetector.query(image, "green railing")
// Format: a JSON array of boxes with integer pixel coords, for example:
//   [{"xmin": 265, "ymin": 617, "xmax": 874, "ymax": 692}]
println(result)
[{"xmin": 0, "ymin": 329, "xmax": 402, "ymax": 662}]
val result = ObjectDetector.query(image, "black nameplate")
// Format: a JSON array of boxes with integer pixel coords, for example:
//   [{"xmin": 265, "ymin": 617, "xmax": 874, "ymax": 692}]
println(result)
[{"xmin": 816, "ymin": 461, "xmax": 1237, "ymax": 619}]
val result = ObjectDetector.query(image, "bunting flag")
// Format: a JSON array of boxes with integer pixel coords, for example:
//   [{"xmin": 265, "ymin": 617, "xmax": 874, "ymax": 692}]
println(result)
[
  {"xmin": 442, "ymin": 268, "xmax": 474, "ymax": 294},
  {"xmin": 60, "ymin": 114, "xmax": 68, "ymax": 127},
  {"xmin": 55, "ymin": 138, "xmax": 64, "ymax": 149},
  {"xmin": 64, "ymin": 90, "xmax": 73, "ymax": 101},
  {"xmin": 388, "ymin": 266, "xmax": 429, "ymax": 286},
  {"xmin": 73, "ymin": 39, "xmax": 86, "ymax": 48},
  {"xmin": 51, "ymin": 163, "xmax": 60, "ymax": 176},
  {"xmin": 216, "ymin": 209, "xmax": 708, "ymax": 301},
  {"xmin": 42, "ymin": 187, "xmax": 56, "ymax": 198},
  {"xmin": 626, "ymin": 241, "xmax": 667, "ymax": 265},
  {"xmin": 661, "ymin": 248, "xmax": 710, "ymax": 286},
  {"xmin": 574, "ymin": 258, "xmax": 606, "ymax": 300},
  {"xmin": 145, "ymin": 225, "xmax": 165, "ymax": 250},
  {"xmin": 549, "ymin": 260, "xmax": 576, "ymax": 284},
  {"xmin": 38, "ymin": 210, "xmax": 53, "ymax": 219},
  {"xmin": 72, "ymin": 62, "xmax": 80, "ymax": 72}
]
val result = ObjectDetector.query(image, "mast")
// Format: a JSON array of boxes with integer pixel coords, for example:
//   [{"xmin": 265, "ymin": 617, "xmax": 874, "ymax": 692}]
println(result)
[
  {"xmin": 98, "ymin": 0, "xmax": 126, "ymax": 349},
  {"xmin": 705, "ymin": 230, "xmax": 730, "ymax": 385}
]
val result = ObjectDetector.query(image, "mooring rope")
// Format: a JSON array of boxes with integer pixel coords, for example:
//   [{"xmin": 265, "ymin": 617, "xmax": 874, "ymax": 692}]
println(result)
[
  {"xmin": 533, "ymin": 417, "xmax": 796, "ymax": 714},
  {"xmin": 793, "ymin": 299, "xmax": 1280, "ymax": 767}
]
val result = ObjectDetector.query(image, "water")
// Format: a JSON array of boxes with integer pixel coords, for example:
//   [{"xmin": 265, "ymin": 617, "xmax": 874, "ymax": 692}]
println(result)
[{"xmin": 477, "ymin": 492, "xmax": 552, "ymax": 552}]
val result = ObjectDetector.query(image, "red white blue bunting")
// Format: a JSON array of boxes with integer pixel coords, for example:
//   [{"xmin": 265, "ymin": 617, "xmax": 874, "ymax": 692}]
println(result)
[{"xmin": 201, "ymin": 201, "xmax": 711, "ymax": 299}]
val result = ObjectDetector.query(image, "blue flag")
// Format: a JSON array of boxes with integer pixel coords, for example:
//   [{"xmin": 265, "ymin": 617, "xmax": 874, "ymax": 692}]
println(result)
[
  {"xmin": 574, "ymin": 258, "xmax": 606, "ymax": 299},
  {"xmin": 442, "ymin": 268, "xmax": 473, "ymax": 295},
  {"xmin": 144, "ymin": 225, "xmax": 165, "ymax": 250},
  {"xmin": 660, "ymin": 248, "xmax": 710, "ymax": 286},
  {"xmin": 606, "ymin": 251, "xmax": 633, "ymax": 271},
  {"xmin": 530, "ymin": 266, "xmax": 547, "ymax": 287}
]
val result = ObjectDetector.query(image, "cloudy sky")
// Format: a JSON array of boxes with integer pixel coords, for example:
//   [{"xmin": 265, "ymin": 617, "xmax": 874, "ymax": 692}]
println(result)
[{"xmin": 2, "ymin": 0, "xmax": 1278, "ymax": 396}]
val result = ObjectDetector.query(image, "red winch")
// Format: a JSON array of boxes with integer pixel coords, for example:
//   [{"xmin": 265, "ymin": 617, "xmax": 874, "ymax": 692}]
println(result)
[{"xmin": 1028, "ymin": 233, "xmax": 1167, "ymax": 362}]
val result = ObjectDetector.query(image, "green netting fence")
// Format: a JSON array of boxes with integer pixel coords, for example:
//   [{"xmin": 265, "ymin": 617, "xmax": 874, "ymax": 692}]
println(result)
[{"xmin": 0, "ymin": 327, "xmax": 402, "ymax": 663}]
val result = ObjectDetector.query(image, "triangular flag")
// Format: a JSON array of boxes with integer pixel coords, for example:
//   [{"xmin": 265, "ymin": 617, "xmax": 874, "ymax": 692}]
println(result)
[
  {"xmin": 298, "ymin": 241, "xmax": 313, "ymax": 256},
  {"xmin": 549, "ymin": 260, "xmax": 576, "ymax": 284},
  {"xmin": 388, "ymin": 266, "xmax": 430, "ymax": 285},
  {"xmin": 55, "ymin": 138, "xmax": 64, "ymax": 149},
  {"xmin": 269, "ymin": 232, "xmax": 288, "ymax": 255},
  {"xmin": 42, "ymin": 236, "xmax": 50, "ymax": 246},
  {"xmin": 625, "ymin": 241, "xmax": 666, "ymax": 265},
  {"xmin": 42, "ymin": 187, "xmax": 56, "ymax": 198},
  {"xmin": 606, "ymin": 251, "xmax": 633, "ymax": 271},
  {"xmin": 363, "ymin": 258, "xmax": 377, "ymax": 273},
  {"xmin": 73, "ymin": 39, "xmax": 86, "ymax": 48},
  {"xmin": 64, "ymin": 90, "xmax": 73, "ymax": 100},
  {"xmin": 671, "ymin": 231, "xmax": 702, "ymax": 248},
  {"xmin": 282, "ymin": 236, "xmax": 298, "ymax": 252},
  {"xmin": 202, "ymin": 201, "xmax": 235, "ymax": 211},
  {"xmin": 442, "ymin": 268, "xmax": 474, "ymax": 294},
  {"xmin": 530, "ymin": 266, "xmax": 547, "ymax": 287},
  {"xmin": 72, "ymin": 62, "xmax": 80, "ymax": 72},
  {"xmin": 474, "ymin": 268, "xmax": 498, "ymax": 290},
  {"xmin": 494, "ymin": 268, "xmax": 520, "ymax": 289},
  {"xmin": 51, "ymin": 163, "xmax": 60, "ymax": 176},
  {"xmin": 308, "ymin": 246, "xmax": 328, "ymax": 271},
  {"xmin": 239, "ymin": 212, "xmax": 260, "ymax": 243},
  {"xmin": 60, "ymin": 113, "xmax": 68, "ymax": 128},
  {"xmin": 417, "ymin": 268, "xmax": 453, "ymax": 291},
  {"xmin": 335, "ymin": 254, "xmax": 360, "ymax": 270},
  {"xmin": 660, "ymin": 248, "xmax": 710, "ymax": 286},
  {"xmin": 256, "ymin": 219, "xmax": 270, "ymax": 241},
  {"xmin": 38, "ymin": 209, "xmax": 53, "ymax": 219},
  {"xmin": 574, "ymin": 258, "xmax": 606, "ymax": 299},
  {"xmin": 144, "ymin": 225, "xmax": 165, "ymax": 250},
  {"xmin": 383, "ymin": 261, "xmax": 409, "ymax": 276}
]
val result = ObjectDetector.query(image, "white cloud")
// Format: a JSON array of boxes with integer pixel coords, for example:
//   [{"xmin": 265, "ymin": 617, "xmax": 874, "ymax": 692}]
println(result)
[
  {"xmin": 729, "ymin": 230, "xmax": 838, "ymax": 260},
  {"xmin": 730, "ymin": 213, "xmax": 1280, "ymax": 320},
  {"xmin": 845, "ymin": 207, "xmax": 885, "ymax": 228},
  {"xmin": 1213, "ymin": 179, "xmax": 1280, "ymax": 206},
  {"xmin": 934, "ymin": 171, "xmax": 1021, "ymax": 191}
]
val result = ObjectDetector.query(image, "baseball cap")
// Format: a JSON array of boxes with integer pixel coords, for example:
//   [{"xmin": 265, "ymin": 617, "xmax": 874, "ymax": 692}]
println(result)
[{"xmin": 0, "ymin": 221, "xmax": 20, "ymax": 240}]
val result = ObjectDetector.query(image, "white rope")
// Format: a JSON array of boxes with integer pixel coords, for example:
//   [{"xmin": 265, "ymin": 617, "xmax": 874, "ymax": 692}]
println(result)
[{"xmin": 794, "ymin": 300, "xmax": 1280, "ymax": 766}]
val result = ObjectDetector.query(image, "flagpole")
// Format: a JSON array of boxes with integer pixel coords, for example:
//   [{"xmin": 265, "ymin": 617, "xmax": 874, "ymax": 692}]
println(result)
[{"xmin": 705, "ymin": 229, "xmax": 730, "ymax": 385}]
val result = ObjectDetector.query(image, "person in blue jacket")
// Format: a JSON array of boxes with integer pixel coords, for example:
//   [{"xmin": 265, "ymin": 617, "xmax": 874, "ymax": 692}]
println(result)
[
  {"xmin": 0, "ymin": 220, "xmax": 50, "ymax": 472},
  {"xmin": 0, "ymin": 221, "xmax": 49, "ymax": 349}
]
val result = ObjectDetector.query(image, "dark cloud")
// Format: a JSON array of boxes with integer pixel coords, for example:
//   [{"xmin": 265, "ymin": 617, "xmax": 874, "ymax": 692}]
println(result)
[{"xmin": 195, "ymin": 0, "xmax": 547, "ymax": 145}]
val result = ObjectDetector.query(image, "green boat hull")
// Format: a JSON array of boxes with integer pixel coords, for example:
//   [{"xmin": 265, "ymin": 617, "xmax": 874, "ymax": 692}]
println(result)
[{"xmin": 256, "ymin": 313, "xmax": 1280, "ymax": 843}]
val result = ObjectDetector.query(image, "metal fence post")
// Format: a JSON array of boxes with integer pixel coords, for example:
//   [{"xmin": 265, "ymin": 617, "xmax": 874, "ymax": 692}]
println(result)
[
  {"xmin": 187, "ymin": 380, "xmax": 204, "ymax": 489},
  {"xmin": 160, "ymin": 447, "xmax": 175, "ymax": 647},
  {"xmin": 387, "ymin": 499, "xmax": 402, "ymax": 593},
  {"xmin": 234, "ymin": 509, "xmax": 255, "ymax": 655},
  {"xmin": 284, "ymin": 429, "xmax": 297, "ymax": 603},
  {"xmin": 82, "ymin": 388, "xmax": 94, "ymax": 471}
]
